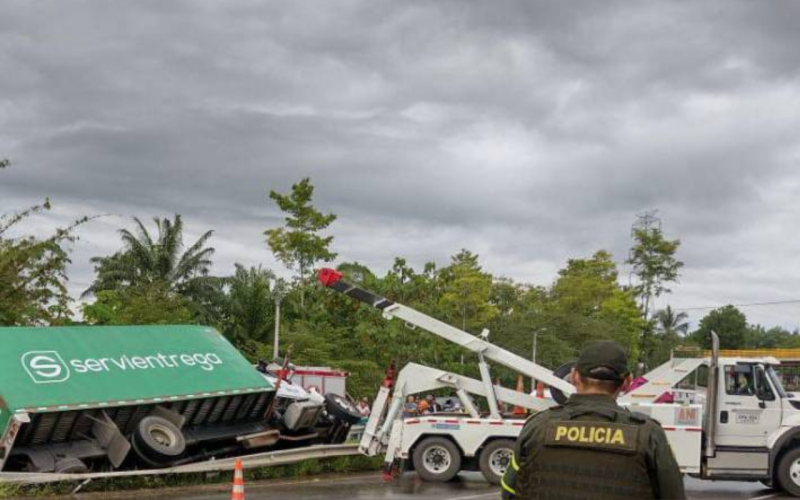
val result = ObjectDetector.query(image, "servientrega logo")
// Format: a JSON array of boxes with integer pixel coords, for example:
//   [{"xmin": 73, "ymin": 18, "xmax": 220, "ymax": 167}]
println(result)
[
  {"xmin": 21, "ymin": 350, "xmax": 224, "ymax": 384},
  {"xmin": 21, "ymin": 351, "xmax": 70, "ymax": 384}
]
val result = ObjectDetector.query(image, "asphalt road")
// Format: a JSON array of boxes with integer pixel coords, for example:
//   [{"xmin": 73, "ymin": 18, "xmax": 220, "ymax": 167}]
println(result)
[{"xmin": 152, "ymin": 472, "xmax": 791, "ymax": 500}]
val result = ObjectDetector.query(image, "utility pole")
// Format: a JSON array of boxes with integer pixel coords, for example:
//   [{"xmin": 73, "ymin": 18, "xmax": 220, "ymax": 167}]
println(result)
[
  {"xmin": 531, "ymin": 332, "xmax": 538, "ymax": 388},
  {"xmin": 272, "ymin": 278, "xmax": 287, "ymax": 358},
  {"xmin": 273, "ymin": 294, "xmax": 282, "ymax": 357}
]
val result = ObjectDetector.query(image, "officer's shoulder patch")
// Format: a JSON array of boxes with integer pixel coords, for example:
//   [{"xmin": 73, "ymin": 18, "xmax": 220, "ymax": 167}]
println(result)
[
  {"xmin": 628, "ymin": 411, "xmax": 650, "ymax": 424},
  {"xmin": 544, "ymin": 420, "xmax": 639, "ymax": 454}
]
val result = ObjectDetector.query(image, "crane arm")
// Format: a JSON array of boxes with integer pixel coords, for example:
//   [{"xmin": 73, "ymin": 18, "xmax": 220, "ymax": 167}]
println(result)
[{"xmin": 318, "ymin": 268, "xmax": 574, "ymax": 395}]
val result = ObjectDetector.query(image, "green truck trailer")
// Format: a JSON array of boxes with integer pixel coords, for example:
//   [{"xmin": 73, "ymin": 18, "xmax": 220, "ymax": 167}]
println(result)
[{"xmin": 0, "ymin": 325, "xmax": 357, "ymax": 474}]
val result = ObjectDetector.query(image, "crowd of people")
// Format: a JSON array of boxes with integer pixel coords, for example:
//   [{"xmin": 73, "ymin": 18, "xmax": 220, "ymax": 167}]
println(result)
[
  {"xmin": 402, "ymin": 394, "xmax": 460, "ymax": 417},
  {"xmin": 353, "ymin": 394, "xmax": 471, "ymax": 421}
]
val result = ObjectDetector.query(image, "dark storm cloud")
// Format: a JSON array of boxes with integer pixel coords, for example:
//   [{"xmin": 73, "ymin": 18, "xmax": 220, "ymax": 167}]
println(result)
[{"xmin": 2, "ymin": 0, "xmax": 800, "ymax": 327}]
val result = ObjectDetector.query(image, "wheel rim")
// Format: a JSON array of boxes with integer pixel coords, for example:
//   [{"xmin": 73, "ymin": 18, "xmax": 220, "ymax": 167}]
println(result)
[
  {"xmin": 790, "ymin": 458, "xmax": 800, "ymax": 486},
  {"xmin": 488, "ymin": 447, "xmax": 512, "ymax": 477},
  {"xmin": 149, "ymin": 423, "xmax": 176, "ymax": 448},
  {"xmin": 422, "ymin": 445, "xmax": 452, "ymax": 475}
]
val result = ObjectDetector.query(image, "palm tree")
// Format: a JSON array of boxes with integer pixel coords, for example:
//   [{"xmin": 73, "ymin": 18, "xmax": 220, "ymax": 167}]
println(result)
[
  {"xmin": 654, "ymin": 305, "xmax": 689, "ymax": 336},
  {"xmin": 85, "ymin": 215, "xmax": 217, "ymax": 300},
  {"xmin": 650, "ymin": 305, "xmax": 689, "ymax": 365},
  {"xmin": 226, "ymin": 264, "xmax": 276, "ymax": 343}
]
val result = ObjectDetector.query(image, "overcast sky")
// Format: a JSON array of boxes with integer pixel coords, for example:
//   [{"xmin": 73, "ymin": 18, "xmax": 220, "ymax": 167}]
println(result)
[{"xmin": 2, "ymin": 1, "xmax": 800, "ymax": 329}]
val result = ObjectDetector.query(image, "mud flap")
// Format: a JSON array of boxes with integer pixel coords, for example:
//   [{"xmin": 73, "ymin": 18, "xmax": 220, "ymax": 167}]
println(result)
[{"xmin": 91, "ymin": 411, "xmax": 131, "ymax": 468}]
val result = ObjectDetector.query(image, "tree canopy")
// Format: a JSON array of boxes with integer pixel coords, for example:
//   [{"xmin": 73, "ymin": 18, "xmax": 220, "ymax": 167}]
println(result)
[
  {"xmin": 0, "ymin": 159, "xmax": 87, "ymax": 325},
  {"xmin": 265, "ymin": 178, "xmax": 337, "ymax": 308}
]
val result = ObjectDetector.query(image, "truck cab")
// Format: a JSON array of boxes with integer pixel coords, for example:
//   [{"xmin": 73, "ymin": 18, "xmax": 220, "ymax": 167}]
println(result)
[{"xmin": 635, "ymin": 345, "xmax": 800, "ymax": 496}]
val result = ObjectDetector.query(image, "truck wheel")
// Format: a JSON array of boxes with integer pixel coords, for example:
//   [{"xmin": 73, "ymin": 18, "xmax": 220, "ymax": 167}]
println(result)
[
  {"xmin": 412, "ymin": 437, "xmax": 462, "ymax": 482},
  {"xmin": 53, "ymin": 457, "xmax": 88, "ymax": 474},
  {"xmin": 132, "ymin": 416, "xmax": 186, "ymax": 467},
  {"xmin": 324, "ymin": 393, "xmax": 362, "ymax": 425},
  {"xmin": 550, "ymin": 362, "xmax": 576, "ymax": 405},
  {"xmin": 777, "ymin": 447, "xmax": 800, "ymax": 496},
  {"xmin": 479, "ymin": 439, "xmax": 515, "ymax": 485}
]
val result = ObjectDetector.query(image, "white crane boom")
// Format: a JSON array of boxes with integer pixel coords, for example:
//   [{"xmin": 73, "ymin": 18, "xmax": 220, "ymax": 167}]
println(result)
[{"xmin": 318, "ymin": 268, "xmax": 574, "ymax": 396}]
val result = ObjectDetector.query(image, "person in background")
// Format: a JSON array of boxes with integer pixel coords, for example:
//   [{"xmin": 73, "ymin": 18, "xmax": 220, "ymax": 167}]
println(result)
[
  {"xmin": 356, "ymin": 397, "xmax": 371, "ymax": 417},
  {"xmin": 403, "ymin": 395, "xmax": 418, "ymax": 418},
  {"xmin": 417, "ymin": 395, "xmax": 430, "ymax": 414},
  {"xmin": 427, "ymin": 394, "xmax": 441, "ymax": 413}
]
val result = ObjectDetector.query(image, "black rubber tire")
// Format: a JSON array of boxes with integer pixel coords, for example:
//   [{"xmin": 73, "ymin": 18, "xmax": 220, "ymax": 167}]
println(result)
[
  {"xmin": 412, "ymin": 437, "xmax": 462, "ymax": 482},
  {"xmin": 777, "ymin": 447, "xmax": 800, "ymax": 496},
  {"xmin": 324, "ymin": 393, "xmax": 362, "ymax": 424},
  {"xmin": 550, "ymin": 361, "xmax": 576, "ymax": 405},
  {"xmin": 53, "ymin": 457, "xmax": 88, "ymax": 474},
  {"xmin": 132, "ymin": 416, "xmax": 186, "ymax": 466},
  {"xmin": 479, "ymin": 439, "xmax": 515, "ymax": 485}
]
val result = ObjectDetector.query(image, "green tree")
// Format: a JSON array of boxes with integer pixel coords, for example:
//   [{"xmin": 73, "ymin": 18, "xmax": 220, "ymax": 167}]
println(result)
[
  {"xmin": 626, "ymin": 217, "xmax": 683, "ymax": 317},
  {"xmin": 543, "ymin": 250, "xmax": 645, "ymax": 367},
  {"xmin": 265, "ymin": 178, "xmax": 337, "ymax": 308},
  {"xmin": 438, "ymin": 250, "xmax": 498, "ymax": 333},
  {"xmin": 691, "ymin": 305, "xmax": 748, "ymax": 349},
  {"xmin": 626, "ymin": 214, "xmax": 683, "ymax": 364},
  {"xmin": 650, "ymin": 306, "xmax": 689, "ymax": 365},
  {"xmin": 0, "ymin": 159, "xmax": 87, "ymax": 325},
  {"xmin": 225, "ymin": 264, "xmax": 276, "ymax": 345},
  {"xmin": 654, "ymin": 305, "xmax": 689, "ymax": 336},
  {"xmin": 82, "ymin": 283, "xmax": 195, "ymax": 325},
  {"xmin": 86, "ymin": 215, "xmax": 218, "ymax": 303}
]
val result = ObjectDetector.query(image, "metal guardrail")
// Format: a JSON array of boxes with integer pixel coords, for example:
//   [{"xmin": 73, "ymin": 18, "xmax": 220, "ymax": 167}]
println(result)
[{"xmin": 0, "ymin": 444, "xmax": 360, "ymax": 485}]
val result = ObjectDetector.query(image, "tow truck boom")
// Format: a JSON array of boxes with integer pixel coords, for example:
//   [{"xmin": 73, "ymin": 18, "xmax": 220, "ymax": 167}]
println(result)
[{"xmin": 318, "ymin": 268, "xmax": 574, "ymax": 396}]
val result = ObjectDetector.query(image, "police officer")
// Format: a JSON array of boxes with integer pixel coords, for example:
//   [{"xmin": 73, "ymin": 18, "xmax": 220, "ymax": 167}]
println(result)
[{"xmin": 501, "ymin": 341, "xmax": 685, "ymax": 500}]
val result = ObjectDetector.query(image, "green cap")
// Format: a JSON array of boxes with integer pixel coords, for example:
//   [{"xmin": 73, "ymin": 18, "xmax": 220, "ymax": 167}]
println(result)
[{"xmin": 576, "ymin": 340, "xmax": 629, "ymax": 381}]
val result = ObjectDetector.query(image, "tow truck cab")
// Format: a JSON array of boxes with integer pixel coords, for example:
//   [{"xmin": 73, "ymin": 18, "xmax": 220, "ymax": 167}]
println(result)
[
  {"xmin": 702, "ymin": 356, "xmax": 800, "ymax": 486},
  {"xmin": 647, "ymin": 349, "xmax": 800, "ymax": 495}
]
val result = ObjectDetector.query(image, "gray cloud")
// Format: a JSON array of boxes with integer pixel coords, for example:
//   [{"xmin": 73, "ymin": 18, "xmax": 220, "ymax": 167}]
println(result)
[{"xmin": 2, "ymin": 0, "xmax": 800, "ymax": 328}]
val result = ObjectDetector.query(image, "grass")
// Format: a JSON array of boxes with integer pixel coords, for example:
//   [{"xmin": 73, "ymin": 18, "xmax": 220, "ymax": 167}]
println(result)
[{"xmin": 0, "ymin": 456, "xmax": 384, "ymax": 498}]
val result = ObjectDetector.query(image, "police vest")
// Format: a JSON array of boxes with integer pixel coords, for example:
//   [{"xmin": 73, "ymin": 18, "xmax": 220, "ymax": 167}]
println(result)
[{"xmin": 516, "ymin": 406, "xmax": 655, "ymax": 500}]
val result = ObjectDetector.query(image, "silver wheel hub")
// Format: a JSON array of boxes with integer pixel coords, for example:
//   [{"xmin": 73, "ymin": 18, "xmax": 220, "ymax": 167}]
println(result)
[
  {"xmin": 489, "ymin": 447, "xmax": 512, "ymax": 476},
  {"xmin": 149, "ymin": 424, "xmax": 175, "ymax": 447},
  {"xmin": 422, "ymin": 445, "xmax": 452, "ymax": 474},
  {"xmin": 790, "ymin": 459, "xmax": 800, "ymax": 486}
]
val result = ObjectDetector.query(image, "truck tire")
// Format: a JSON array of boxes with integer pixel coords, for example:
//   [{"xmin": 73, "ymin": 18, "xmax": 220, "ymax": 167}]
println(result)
[
  {"xmin": 132, "ymin": 416, "xmax": 186, "ymax": 467},
  {"xmin": 479, "ymin": 439, "xmax": 515, "ymax": 485},
  {"xmin": 324, "ymin": 393, "xmax": 362, "ymax": 425},
  {"xmin": 550, "ymin": 362, "xmax": 576, "ymax": 405},
  {"xmin": 777, "ymin": 447, "xmax": 800, "ymax": 496},
  {"xmin": 53, "ymin": 457, "xmax": 88, "ymax": 474},
  {"xmin": 412, "ymin": 437, "xmax": 462, "ymax": 482}
]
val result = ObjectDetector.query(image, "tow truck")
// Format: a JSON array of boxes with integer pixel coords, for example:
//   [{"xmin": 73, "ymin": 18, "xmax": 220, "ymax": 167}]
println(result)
[{"xmin": 319, "ymin": 267, "xmax": 800, "ymax": 497}]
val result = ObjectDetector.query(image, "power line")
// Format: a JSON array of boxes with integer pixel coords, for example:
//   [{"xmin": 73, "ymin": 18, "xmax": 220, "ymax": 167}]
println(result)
[{"xmin": 676, "ymin": 299, "xmax": 800, "ymax": 312}]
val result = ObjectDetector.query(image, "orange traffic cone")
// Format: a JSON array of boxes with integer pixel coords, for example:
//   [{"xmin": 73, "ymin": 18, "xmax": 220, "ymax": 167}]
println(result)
[
  {"xmin": 231, "ymin": 458, "xmax": 245, "ymax": 500},
  {"xmin": 513, "ymin": 375, "xmax": 527, "ymax": 416},
  {"xmin": 536, "ymin": 381, "xmax": 545, "ymax": 399}
]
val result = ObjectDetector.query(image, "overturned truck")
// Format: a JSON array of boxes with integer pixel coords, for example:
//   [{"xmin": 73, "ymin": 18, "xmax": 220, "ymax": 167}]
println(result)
[{"xmin": 0, "ymin": 325, "xmax": 359, "ymax": 474}]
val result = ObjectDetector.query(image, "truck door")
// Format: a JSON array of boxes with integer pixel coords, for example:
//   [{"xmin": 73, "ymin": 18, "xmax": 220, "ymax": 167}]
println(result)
[{"xmin": 716, "ymin": 362, "xmax": 782, "ymax": 448}]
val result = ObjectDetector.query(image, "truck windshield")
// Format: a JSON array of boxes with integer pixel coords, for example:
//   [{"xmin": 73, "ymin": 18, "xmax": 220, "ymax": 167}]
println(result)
[{"xmin": 767, "ymin": 365, "xmax": 788, "ymax": 398}]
